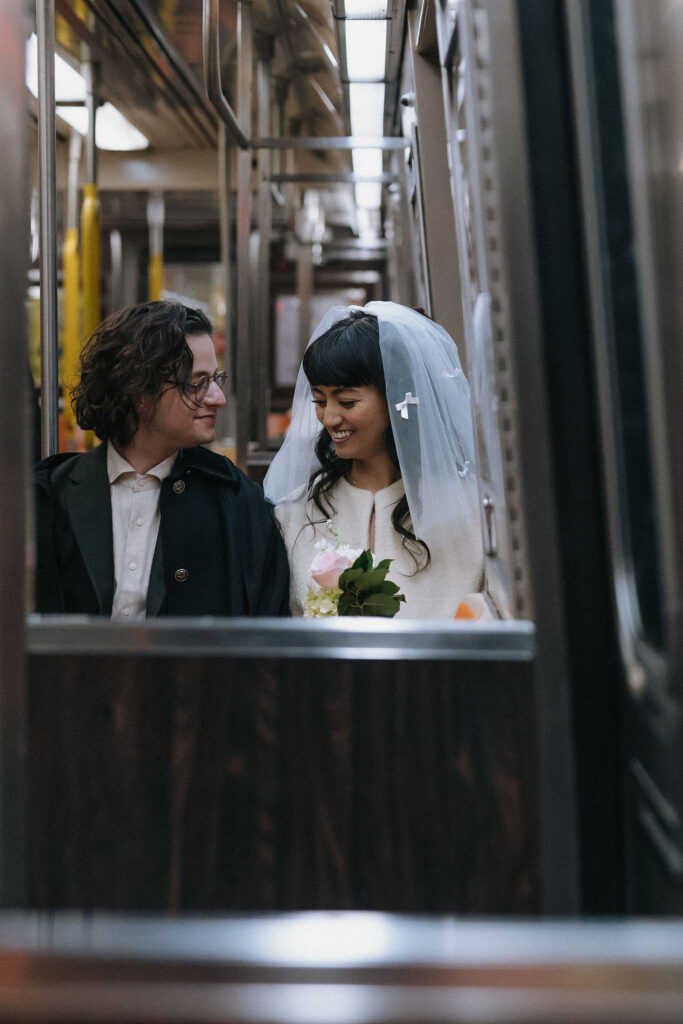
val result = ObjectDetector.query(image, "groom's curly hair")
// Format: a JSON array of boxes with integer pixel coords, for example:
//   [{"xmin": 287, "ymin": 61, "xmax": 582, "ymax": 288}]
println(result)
[
  {"xmin": 71, "ymin": 301, "xmax": 212, "ymax": 447},
  {"xmin": 303, "ymin": 310, "xmax": 430, "ymax": 570}
]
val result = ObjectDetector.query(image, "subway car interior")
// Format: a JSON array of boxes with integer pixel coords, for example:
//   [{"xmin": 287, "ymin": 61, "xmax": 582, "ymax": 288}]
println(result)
[{"xmin": 0, "ymin": 0, "xmax": 683, "ymax": 1019}]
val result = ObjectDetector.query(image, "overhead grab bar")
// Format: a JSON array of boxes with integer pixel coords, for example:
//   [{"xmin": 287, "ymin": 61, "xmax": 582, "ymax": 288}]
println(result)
[
  {"xmin": 251, "ymin": 136, "xmax": 408, "ymax": 149},
  {"xmin": 202, "ymin": 0, "xmax": 250, "ymax": 149}
]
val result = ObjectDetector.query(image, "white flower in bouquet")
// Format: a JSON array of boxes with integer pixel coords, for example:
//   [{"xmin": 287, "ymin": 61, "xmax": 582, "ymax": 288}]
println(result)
[{"xmin": 304, "ymin": 522, "xmax": 354, "ymax": 618}]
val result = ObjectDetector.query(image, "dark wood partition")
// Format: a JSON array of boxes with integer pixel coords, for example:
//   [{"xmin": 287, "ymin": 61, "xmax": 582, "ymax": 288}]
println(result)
[{"xmin": 27, "ymin": 623, "xmax": 538, "ymax": 913}]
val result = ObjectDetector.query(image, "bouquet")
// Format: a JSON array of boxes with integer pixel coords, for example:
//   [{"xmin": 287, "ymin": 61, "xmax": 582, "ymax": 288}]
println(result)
[{"xmin": 304, "ymin": 521, "xmax": 406, "ymax": 618}]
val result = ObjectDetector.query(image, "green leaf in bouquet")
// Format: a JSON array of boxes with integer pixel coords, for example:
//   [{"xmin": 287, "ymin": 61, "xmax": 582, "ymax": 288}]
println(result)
[
  {"xmin": 350, "ymin": 550, "xmax": 374, "ymax": 572},
  {"xmin": 360, "ymin": 591, "xmax": 405, "ymax": 616},
  {"xmin": 354, "ymin": 566, "xmax": 397, "ymax": 592},
  {"xmin": 372, "ymin": 580, "xmax": 402, "ymax": 596},
  {"xmin": 336, "ymin": 547, "xmax": 406, "ymax": 617},
  {"xmin": 338, "ymin": 590, "xmax": 362, "ymax": 616},
  {"xmin": 338, "ymin": 567, "xmax": 364, "ymax": 590}
]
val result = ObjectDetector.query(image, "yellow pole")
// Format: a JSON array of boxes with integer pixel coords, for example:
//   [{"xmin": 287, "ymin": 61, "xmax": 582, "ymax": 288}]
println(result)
[
  {"xmin": 62, "ymin": 227, "xmax": 80, "ymax": 434},
  {"xmin": 148, "ymin": 251, "xmax": 163, "ymax": 301},
  {"xmin": 81, "ymin": 182, "xmax": 100, "ymax": 337},
  {"xmin": 81, "ymin": 182, "xmax": 100, "ymax": 449},
  {"xmin": 147, "ymin": 191, "xmax": 164, "ymax": 301}
]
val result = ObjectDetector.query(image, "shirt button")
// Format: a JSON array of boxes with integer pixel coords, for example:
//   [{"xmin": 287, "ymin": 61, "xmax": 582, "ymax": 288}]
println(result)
[
  {"xmin": 173, "ymin": 480, "xmax": 185, "ymax": 494},
  {"xmin": 136, "ymin": 517, "xmax": 144, "ymax": 527},
  {"xmin": 129, "ymin": 562, "xmax": 137, "ymax": 571},
  {"xmin": 174, "ymin": 568, "xmax": 189, "ymax": 583},
  {"xmin": 122, "ymin": 607, "xmax": 130, "ymax": 617}
]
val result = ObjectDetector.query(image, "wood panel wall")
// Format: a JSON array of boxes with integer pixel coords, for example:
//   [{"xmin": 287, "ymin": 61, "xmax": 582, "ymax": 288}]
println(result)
[{"xmin": 27, "ymin": 655, "xmax": 539, "ymax": 913}]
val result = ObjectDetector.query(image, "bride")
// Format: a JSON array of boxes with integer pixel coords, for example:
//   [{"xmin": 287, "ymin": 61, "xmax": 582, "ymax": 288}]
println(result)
[{"xmin": 264, "ymin": 301, "xmax": 487, "ymax": 619}]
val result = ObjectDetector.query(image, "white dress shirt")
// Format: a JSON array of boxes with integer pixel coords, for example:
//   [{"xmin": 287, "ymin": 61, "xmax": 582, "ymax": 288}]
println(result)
[{"xmin": 107, "ymin": 445, "xmax": 176, "ymax": 620}]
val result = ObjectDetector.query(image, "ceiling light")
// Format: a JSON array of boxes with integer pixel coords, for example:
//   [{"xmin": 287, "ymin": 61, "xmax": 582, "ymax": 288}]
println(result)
[
  {"xmin": 26, "ymin": 33, "xmax": 84, "ymax": 101},
  {"xmin": 345, "ymin": 20, "xmax": 387, "ymax": 80},
  {"xmin": 352, "ymin": 153, "xmax": 382, "ymax": 210},
  {"xmin": 349, "ymin": 82, "xmax": 385, "ymax": 137},
  {"xmin": 322, "ymin": 42, "xmax": 338, "ymax": 68},
  {"xmin": 26, "ymin": 34, "xmax": 149, "ymax": 151},
  {"xmin": 356, "ymin": 209, "xmax": 381, "ymax": 242},
  {"xmin": 352, "ymin": 148, "xmax": 382, "ymax": 177},
  {"xmin": 354, "ymin": 181, "xmax": 382, "ymax": 208},
  {"xmin": 344, "ymin": 0, "xmax": 388, "ymax": 17},
  {"xmin": 349, "ymin": 84, "xmax": 385, "ymax": 210},
  {"xmin": 95, "ymin": 104, "xmax": 149, "ymax": 151}
]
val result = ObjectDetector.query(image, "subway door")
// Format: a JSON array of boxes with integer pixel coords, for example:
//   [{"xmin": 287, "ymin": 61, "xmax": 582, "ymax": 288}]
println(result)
[
  {"xmin": 565, "ymin": 0, "xmax": 683, "ymax": 913},
  {"xmin": 396, "ymin": 9, "xmax": 520, "ymax": 619},
  {"xmin": 433, "ymin": 0, "xmax": 530, "ymax": 620}
]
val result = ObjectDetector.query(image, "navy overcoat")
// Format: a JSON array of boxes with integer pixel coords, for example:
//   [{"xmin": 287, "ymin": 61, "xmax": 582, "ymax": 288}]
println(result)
[{"xmin": 34, "ymin": 442, "xmax": 290, "ymax": 617}]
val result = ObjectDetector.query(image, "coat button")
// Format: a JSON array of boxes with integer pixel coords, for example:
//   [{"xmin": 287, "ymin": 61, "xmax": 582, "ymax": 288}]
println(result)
[
  {"xmin": 173, "ymin": 479, "xmax": 185, "ymax": 494},
  {"xmin": 174, "ymin": 568, "xmax": 189, "ymax": 583}
]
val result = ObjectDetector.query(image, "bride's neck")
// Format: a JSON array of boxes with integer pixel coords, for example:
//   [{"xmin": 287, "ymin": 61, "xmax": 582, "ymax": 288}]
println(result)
[{"xmin": 346, "ymin": 455, "xmax": 400, "ymax": 494}]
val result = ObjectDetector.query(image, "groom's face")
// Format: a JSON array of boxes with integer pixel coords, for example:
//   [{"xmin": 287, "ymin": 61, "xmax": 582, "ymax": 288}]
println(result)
[{"xmin": 139, "ymin": 333, "xmax": 226, "ymax": 454}]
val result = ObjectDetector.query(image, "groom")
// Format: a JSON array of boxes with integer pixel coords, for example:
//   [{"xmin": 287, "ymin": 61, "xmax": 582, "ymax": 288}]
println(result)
[{"xmin": 35, "ymin": 301, "xmax": 289, "ymax": 618}]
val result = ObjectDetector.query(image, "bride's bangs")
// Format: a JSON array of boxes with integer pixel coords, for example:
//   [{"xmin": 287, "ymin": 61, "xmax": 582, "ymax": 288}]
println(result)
[{"xmin": 303, "ymin": 316, "xmax": 385, "ymax": 391}]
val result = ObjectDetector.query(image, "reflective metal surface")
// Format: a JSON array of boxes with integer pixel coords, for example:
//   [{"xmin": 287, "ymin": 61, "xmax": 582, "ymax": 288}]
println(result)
[
  {"xmin": 235, "ymin": 0, "xmax": 254, "ymax": 469},
  {"xmin": 0, "ymin": 0, "xmax": 27, "ymax": 907},
  {"xmin": 482, "ymin": 0, "xmax": 579, "ymax": 912},
  {"xmin": 250, "ymin": 136, "xmax": 408, "ymax": 149},
  {"xmin": 26, "ymin": 617, "xmax": 534, "ymax": 660},
  {"xmin": 0, "ymin": 914, "xmax": 682, "ymax": 1022},
  {"xmin": 203, "ymin": 0, "xmax": 250, "ymax": 147},
  {"xmin": 37, "ymin": 0, "xmax": 59, "ymax": 457},
  {"xmin": 614, "ymin": 0, "xmax": 683, "ymax": 693}
]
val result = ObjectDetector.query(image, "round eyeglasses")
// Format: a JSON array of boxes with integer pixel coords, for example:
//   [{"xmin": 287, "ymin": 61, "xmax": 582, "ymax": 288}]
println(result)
[{"xmin": 175, "ymin": 370, "xmax": 228, "ymax": 404}]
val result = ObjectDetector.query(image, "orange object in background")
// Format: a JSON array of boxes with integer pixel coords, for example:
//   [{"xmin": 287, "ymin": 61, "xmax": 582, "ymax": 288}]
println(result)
[
  {"xmin": 59, "ymin": 413, "xmax": 89, "ymax": 453},
  {"xmin": 267, "ymin": 410, "xmax": 292, "ymax": 439},
  {"xmin": 455, "ymin": 602, "xmax": 476, "ymax": 620}
]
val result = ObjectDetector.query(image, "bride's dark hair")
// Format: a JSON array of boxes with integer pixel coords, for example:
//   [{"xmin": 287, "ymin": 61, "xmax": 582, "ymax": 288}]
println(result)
[{"xmin": 303, "ymin": 309, "xmax": 430, "ymax": 569}]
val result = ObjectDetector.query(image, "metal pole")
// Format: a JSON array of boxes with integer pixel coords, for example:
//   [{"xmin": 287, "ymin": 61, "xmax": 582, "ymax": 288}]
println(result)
[
  {"xmin": 255, "ymin": 55, "xmax": 272, "ymax": 452},
  {"xmin": 235, "ymin": 0, "xmax": 254, "ymax": 472},
  {"xmin": 109, "ymin": 229, "xmax": 123, "ymax": 312},
  {"xmin": 296, "ymin": 242, "xmax": 313, "ymax": 359},
  {"xmin": 216, "ymin": 122, "xmax": 234, "ymax": 447},
  {"xmin": 0, "ymin": 0, "xmax": 27, "ymax": 905},
  {"xmin": 66, "ymin": 130, "xmax": 82, "ymax": 234},
  {"xmin": 37, "ymin": 0, "xmax": 60, "ymax": 456},
  {"xmin": 82, "ymin": 57, "xmax": 98, "ymax": 186},
  {"xmin": 62, "ymin": 131, "xmax": 81, "ymax": 439},
  {"xmin": 80, "ymin": 54, "xmax": 100, "ymax": 342},
  {"xmin": 202, "ymin": 0, "xmax": 250, "ymax": 148},
  {"xmin": 147, "ymin": 192, "xmax": 165, "ymax": 301}
]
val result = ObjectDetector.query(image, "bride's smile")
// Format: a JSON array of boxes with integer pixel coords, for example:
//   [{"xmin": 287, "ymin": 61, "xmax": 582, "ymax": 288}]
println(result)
[{"xmin": 311, "ymin": 383, "xmax": 391, "ymax": 467}]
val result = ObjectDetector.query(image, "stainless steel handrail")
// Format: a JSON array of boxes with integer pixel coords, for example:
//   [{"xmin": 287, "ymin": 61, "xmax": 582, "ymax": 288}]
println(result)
[
  {"xmin": 2, "ymin": 914, "xmax": 683, "ymax": 1022},
  {"xmin": 131, "ymin": 0, "xmax": 220, "ymax": 131},
  {"xmin": 202, "ymin": 0, "xmax": 250, "ymax": 149},
  {"xmin": 251, "ymin": 135, "xmax": 408, "ymax": 148},
  {"xmin": 271, "ymin": 172, "xmax": 399, "ymax": 183},
  {"xmin": 37, "ymin": 0, "xmax": 60, "ymax": 457},
  {"xmin": 0, "ymin": 0, "xmax": 27, "ymax": 906},
  {"xmin": 26, "ymin": 617, "xmax": 535, "ymax": 661}
]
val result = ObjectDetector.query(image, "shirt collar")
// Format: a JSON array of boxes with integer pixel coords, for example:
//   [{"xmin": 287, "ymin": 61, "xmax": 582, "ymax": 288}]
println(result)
[{"xmin": 107, "ymin": 442, "xmax": 177, "ymax": 485}]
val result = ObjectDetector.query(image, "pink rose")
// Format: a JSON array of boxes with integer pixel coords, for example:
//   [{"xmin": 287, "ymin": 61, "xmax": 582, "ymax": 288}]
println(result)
[{"xmin": 311, "ymin": 549, "xmax": 352, "ymax": 589}]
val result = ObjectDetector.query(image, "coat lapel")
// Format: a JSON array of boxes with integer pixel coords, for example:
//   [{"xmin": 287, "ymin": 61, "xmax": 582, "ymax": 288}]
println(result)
[
  {"xmin": 145, "ymin": 535, "xmax": 166, "ymax": 617},
  {"xmin": 64, "ymin": 443, "xmax": 115, "ymax": 615}
]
